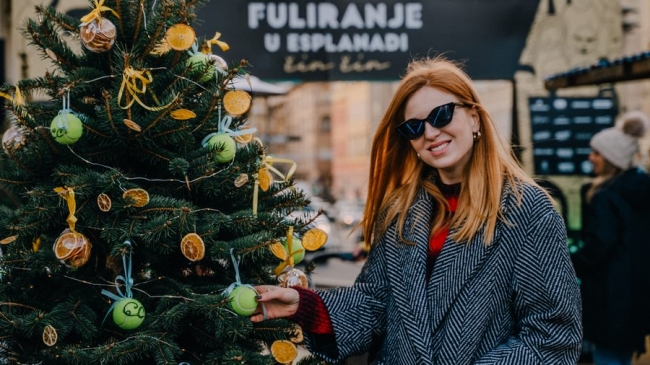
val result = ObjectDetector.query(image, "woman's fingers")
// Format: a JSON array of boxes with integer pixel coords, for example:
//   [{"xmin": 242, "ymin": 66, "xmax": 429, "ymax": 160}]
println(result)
[{"xmin": 249, "ymin": 286, "xmax": 301, "ymax": 322}]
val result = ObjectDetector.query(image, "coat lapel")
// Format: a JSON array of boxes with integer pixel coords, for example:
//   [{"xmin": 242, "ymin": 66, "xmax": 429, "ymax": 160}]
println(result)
[{"xmin": 386, "ymin": 191, "xmax": 435, "ymax": 364}]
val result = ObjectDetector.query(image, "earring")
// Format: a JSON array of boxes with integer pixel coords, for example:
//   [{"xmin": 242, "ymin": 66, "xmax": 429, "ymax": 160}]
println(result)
[
  {"xmin": 416, "ymin": 153, "xmax": 421, "ymax": 160},
  {"xmin": 473, "ymin": 130, "xmax": 481, "ymax": 142}
]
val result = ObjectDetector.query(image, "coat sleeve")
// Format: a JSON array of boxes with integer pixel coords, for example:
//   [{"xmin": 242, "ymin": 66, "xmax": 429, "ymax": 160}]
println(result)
[
  {"xmin": 304, "ymin": 234, "xmax": 389, "ymax": 362},
  {"xmin": 571, "ymin": 190, "xmax": 621, "ymax": 277},
  {"xmin": 475, "ymin": 210, "xmax": 583, "ymax": 364}
]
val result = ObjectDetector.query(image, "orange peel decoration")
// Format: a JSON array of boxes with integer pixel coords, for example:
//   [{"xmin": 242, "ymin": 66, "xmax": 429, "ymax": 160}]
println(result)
[
  {"xmin": 252, "ymin": 146, "xmax": 297, "ymax": 216},
  {"xmin": 118, "ymin": 67, "xmax": 178, "ymax": 111},
  {"xmin": 80, "ymin": 0, "xmax": 119, "ymax": 24},
  {"xmin": 54, "ymin": 187, "xmax": 78, "ymax": 232}
]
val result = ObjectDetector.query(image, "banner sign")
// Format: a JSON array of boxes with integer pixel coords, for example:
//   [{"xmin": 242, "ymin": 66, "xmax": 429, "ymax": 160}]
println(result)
[
  {"xmin": 194, "ymin": 1, "xmax": 540, "ymax": 81},
  {"xmin": 529, "ymin": 96, "xmax": 618, "ymax": 176}
]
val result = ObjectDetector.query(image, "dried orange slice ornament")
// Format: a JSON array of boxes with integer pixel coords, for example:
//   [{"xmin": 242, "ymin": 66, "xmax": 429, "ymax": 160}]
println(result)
[
  {"xmin": 234, "ymin": 173, "xmax": 249, "ymax": 188},
  {"xmin": 32, "ymin": 236, "xmax": 42, "ymax": 252},
  {"xmin": 301, "ymin": 228, "xmax": 328, "ymax": 251},
  {"xmin": 269, "ymin": 241, "xmax": 288, "ymax": 260},
  {"xmin": 53, "ymin": 230, "xmax": 84, "ymax": 260},
  {"xmin": 123, "ymin": 188, "xmax": 150, "ymax": 207},
  {"xmin": 53, "ymin": 229, "xmax": 92, "ymax": 268},
  {"xmin": 123, "ymin": 119, "xmax": 142, "ymax": 132},
  {"xmin": 42, "ymin": 325, "xmax": 58, "ymax": 346},
  {"xmin": 181, "ymin": 233, "xmax": 205, "ymax": 261},
  {"xmin": 97, "ymin": 193, "xmax": 112, "ymax": 212},
  {"xmin": 170, "ymin": 109, "xmax": 196, "ymax": 120},
  {"xmin": 258, "ymin": 167, "xmax": 273, "ymax": 192},
  {"xmin": 234, "ymin": 126, "xmax": 254, "ymax": 144},
  {"xmin": 270, "ymin": 340, "xmax": 298, "ymax": 364},
  {"xmin": 223, "ymin": 90, "xmax": 252, "ymax": 116},
  {"xmin": 165, "ymin": 24, "xmax": 196, "ymax": 51},
  {"xmin": 0, "ymin": 235, "xmax": 17, "ymax": 245},
  {"xmin": 291, "ymin": 326, "xmax": 304, "ymax": 343}
]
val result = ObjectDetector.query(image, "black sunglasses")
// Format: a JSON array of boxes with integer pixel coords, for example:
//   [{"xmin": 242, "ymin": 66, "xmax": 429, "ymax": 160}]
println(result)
[{"xmin": 396, "ymin": 102, "xmax": 466, "ymax": 140}]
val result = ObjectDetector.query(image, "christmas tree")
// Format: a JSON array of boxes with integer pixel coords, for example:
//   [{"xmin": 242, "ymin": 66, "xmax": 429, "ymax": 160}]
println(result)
[{"xmin": 0, "ymin": 1, "xmax": 328, "ymax": 363}]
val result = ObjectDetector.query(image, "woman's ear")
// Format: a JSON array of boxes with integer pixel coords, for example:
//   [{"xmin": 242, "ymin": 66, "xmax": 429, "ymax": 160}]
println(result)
[{"xmin": 471, "ymin": 108, "xmax": 480, "ymax": 133}]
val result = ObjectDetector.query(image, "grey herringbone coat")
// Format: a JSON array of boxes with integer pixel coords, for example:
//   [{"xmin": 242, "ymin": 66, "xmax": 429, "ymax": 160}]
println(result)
[{"xmin": 310, "ymin": 182, "xmax": 582, "ymax": 364}]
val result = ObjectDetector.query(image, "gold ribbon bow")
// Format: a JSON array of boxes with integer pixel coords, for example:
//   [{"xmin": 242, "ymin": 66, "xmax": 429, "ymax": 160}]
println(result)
[
  {"xmin": 208, "ymin": 32, "xmax": 230, "ymax": 52},
  {"xmin": 54, "ymin": 187, "xmax": 78, "ymax": 232},
  {"xmin": 0, "ymin": 86, "xmax": 23, "ymax": 106},
  {"xmin": 118, "ymin": 67, "xmax": 176, "ymax": 111},
  {"xmin": 252, "ymin": 144, "xmax": 297, "ymax": 216},
  {"xmin": 274, "ymin": 226, "xmax": 302, "ymax": 276},
  {"xmin": 80, "ymin": 0, "xmax": 119, "ymax": 24}
]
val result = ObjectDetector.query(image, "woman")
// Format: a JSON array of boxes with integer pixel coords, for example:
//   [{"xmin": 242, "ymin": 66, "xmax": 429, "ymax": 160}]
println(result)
[
  {"xmin": 572, "ymin": 111, "xmax": 650, "ymax": 365},
  {"xmin": 253, "ymin": 57, "xmax": 582, "ymax": 364}
]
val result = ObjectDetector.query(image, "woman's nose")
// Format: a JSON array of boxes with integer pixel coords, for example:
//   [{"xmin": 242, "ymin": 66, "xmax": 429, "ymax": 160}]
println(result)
[{"xmin": 423, "ymin": 121, "xmax": 441, "ymax": 139}]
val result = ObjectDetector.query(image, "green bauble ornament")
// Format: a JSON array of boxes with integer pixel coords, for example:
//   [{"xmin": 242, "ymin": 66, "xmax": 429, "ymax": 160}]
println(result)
[
  {"xmin": 50, "ymin": 112, "xmax": 83, "ymax": 144},
  {"xmin": 186, "ymin": 53, "xmax": 215, "ymax": 82},
  {"xmin": 206, "ymin": 134, "xmax": 236, "ymax": 163},
  {"xmin": 112, "ymin": 298, "xmax": 145, "ymax": 330},
  {"xmin": 228, "ymin": 286, "xmax": 258, "ymax": 316},
  {"xmin": 282, "ymin": 236, "xmax": 305, "ymax": 264}
]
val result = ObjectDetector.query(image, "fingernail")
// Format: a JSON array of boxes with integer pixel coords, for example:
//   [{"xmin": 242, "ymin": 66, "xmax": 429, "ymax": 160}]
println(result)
[{"xmin": 255, "ymin": 295, "xmax": 262, "ymax": 300}]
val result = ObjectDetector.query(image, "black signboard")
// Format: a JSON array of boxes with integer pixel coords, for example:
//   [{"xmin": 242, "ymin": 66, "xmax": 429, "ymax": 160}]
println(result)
[
  {"xmin": 193, "ymin": 1, "xmax": 540, "ymax": 81},
  {"xmin": 529, "ymin": 96, "xmax": 618, "ymax": 176}
]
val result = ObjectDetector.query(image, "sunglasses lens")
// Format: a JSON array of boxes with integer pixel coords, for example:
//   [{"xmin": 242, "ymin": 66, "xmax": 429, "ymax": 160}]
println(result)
[
  {"xmin": 397, "ymin": 120, "xmax": 425, "ymax": 139},
  {"xmin": 396, "ymin": 103, "xmax": 457, "ymax": 140},
  {"xmin": 433, "ymin": 104, "xmax": 455, "ymax": 128}
]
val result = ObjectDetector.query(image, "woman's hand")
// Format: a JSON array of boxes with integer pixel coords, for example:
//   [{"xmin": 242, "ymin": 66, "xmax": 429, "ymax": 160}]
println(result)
[{"xmin": 250, "ymin": 285, "xmax": 300, "ymax": 322}]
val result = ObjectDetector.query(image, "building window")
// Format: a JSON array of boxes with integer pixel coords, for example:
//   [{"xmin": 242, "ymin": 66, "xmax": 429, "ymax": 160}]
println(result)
[{"xmin": 320, "ymin": 117, "xmax": 331, "ymax": 132}]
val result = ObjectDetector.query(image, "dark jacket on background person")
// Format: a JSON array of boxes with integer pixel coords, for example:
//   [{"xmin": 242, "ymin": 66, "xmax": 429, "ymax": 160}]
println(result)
[
  {"xmin": 307, "ymin": 182, "xmax": 582, "ymax": 365},
  {"xmin": 572, "ymin": 167, "xmax": 650, "ymax": 353}
]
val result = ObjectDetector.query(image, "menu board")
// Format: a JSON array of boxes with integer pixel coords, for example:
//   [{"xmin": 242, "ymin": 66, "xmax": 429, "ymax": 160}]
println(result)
[{"xmin": 528, "ymin": 96, "xmax": 618, "ymax": 176}]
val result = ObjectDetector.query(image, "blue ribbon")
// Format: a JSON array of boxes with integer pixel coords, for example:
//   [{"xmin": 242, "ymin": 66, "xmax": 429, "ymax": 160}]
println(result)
[
  {"xmin": 101, "ymin": 240, "xmax": 135, "ymax": 325},
  {"xmin": 221, "ymin": 248, "xmax": 266, "ymax": 319},
  {"xmin": 200, "ymin": 110, "xmax": 258, "ymax": 148},
  {"xmin": 222, "ymin": 248, "xmax": 247, "ymax": 296}
]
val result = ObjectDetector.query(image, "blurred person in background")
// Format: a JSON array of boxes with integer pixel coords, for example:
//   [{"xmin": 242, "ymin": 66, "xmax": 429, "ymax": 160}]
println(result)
[
  {"xmin": 252, "ymin": 57, "xmax": 582, "ymax": 364},
  {"xmin": 572, "ymin": 111, "xmax": 650, "ymax": 365}
]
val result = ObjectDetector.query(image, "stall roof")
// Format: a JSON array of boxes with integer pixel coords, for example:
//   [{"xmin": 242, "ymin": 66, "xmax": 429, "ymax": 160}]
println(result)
[{"xmin": 544, "ymin": 51, "xmax": 650, "ymax": 90}]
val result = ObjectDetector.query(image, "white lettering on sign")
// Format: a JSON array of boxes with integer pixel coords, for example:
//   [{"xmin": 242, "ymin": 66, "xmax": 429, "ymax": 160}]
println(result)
[
  {"xmin": 248, "ymin": 2, "xmax": 423, "ymax": 73},
  {"xmin": 248, "ymin": 2, "xmax": 423, "ymax": 30},
  {"xmin": 286, "ymin": 32, "xmax": 408, "ymax": 52}
]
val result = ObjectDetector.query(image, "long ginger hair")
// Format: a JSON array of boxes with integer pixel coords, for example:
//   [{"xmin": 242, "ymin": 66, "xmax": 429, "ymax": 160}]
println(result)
[{"xmin": 362, "ymin": 57, "xmax": 539, "ymax": 246}]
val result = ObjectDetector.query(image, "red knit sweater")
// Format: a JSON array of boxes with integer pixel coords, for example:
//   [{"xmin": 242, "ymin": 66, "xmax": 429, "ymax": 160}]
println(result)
[{"xmin": 289, "ymin": 185, "xmax": 460, "ymax": 335}]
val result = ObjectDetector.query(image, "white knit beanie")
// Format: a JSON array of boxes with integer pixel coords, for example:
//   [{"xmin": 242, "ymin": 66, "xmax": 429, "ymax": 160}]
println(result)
[{"xmin": 590, "ymin": 111, "xmax": 650, "ymax": 170}]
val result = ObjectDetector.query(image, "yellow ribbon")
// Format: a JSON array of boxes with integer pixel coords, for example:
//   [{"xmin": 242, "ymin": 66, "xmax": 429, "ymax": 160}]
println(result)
[
  {"xmin": 118, "ymin": 67, "xmax": 177, "ymax": 111},
  {"xmin": 252, "ymin": 141, "xmax": 297, "ymax": 216},
  {"xmin": 208, "ymin": 32, "xmax": 230, "ymax": 52},
  {"xmin": 274, "ymin": 226, "xmax": 301, "ymax": 276},
  {"xmin": 80, "ymin": 0, "xmax": 119, "ymax": 24},
  {"xmin": 54, "ymin": 187, "xmax": 78, "ymax": 232},
  {"xmin": 0, "ymin": 86, "xmax": 24, "ymax": 105}
]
